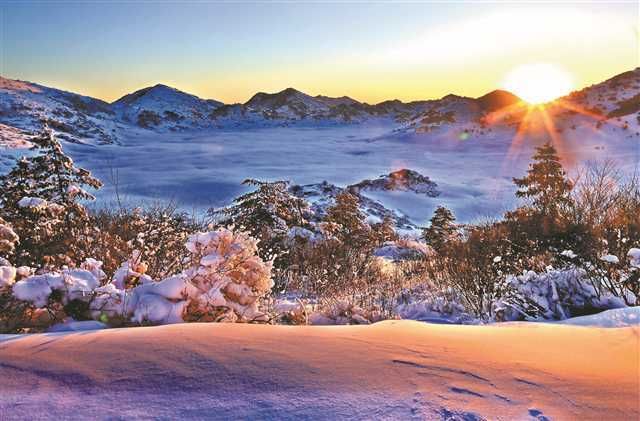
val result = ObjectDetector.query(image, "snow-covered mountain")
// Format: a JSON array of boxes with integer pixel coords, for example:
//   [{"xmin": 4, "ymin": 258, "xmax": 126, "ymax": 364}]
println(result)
[
  {"xmin": 0, "ymin": 76, "xmax": 118, "ymax": 145},
  {"xmin": 403, "ymin": 90, "xmax": 526, "ymax": 134},
  {"xmin": 561, "ymin": 68, "xmax": 640, "ymax": 117},
  {"xmin": 0, "ymin": 68, "xmax": 638, "ymax": 145},
  {"xmin": 111, "ymin": 84, "xmax": 223, "ymax": 130},
  {"xmin": 211, "ymin": 88, "xmax": 430, "ymax": 125}
]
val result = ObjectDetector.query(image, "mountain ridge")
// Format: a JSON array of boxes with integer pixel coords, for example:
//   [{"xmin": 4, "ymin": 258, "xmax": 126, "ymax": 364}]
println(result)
[{"xmin": 0, "ymin": 68, "xmax": 638, "ymax": 144}]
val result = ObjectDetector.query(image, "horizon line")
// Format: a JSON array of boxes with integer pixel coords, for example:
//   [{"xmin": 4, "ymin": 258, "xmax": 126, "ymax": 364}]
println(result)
[{"xmin": 2, "ymin": 66, "xmax": 636, "ymax": 106}]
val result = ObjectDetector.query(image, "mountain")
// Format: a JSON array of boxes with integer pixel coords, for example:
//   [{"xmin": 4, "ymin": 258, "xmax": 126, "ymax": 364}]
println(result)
[
  {"xmin": 0, "ymin": 68, "xmax": 638, "ymax": 144},
  {"xmin": 404, "ymin": 91, "xmax": 526, "ymax": 133},
  {"xmin": 475, "ymin": 90, "xmax": 522, "ymax": 113},
  {"xmin": 557, "ymin": 68, "xmax": 640, "ymax": 118},
  {"xmin": 0, "ymin": 76, "xmax": 118, "ymax": 145},
  {"xmin": 230, "ymin": 87, "xmax": 428, "ymax": 124},
  {"xmin": 111, "ymin": 84, "xmax": 223, "ymax": 130}
]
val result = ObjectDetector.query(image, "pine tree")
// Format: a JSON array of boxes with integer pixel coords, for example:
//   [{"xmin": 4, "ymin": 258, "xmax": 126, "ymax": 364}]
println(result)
[
  {"xmin": 371, "ymin": 215, "xmax": 398, "ymax": 245},
  {"xmin": 312, "ymin": 191, "xmax": 376, "ymax": 294},
  {"xmin": 512, "ymin": 142, "xmax": 573, "ymax": 218},
  {"xmin": 210, "ymin": 179, "xmax": 310, "ymax": 269},
  {"xmin": 0, "ymin": 128, "xmax": 102, "ymax": 267},
  {"xmin": 422, "ymin": 206, "xmax": 458, "ymax": 252},
  {"xmin": 323, "ymin": 191, "xmax": 372, "ymax": 248}
]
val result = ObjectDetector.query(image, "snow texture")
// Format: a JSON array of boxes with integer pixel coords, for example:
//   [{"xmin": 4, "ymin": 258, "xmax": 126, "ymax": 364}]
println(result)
[{"xmin": 0, "ymin": 321, "xmax": 637, "ymax": 420}]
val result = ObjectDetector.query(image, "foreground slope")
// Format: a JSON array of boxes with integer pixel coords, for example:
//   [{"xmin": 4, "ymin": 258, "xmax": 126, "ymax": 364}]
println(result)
[{"xmin": 0, "ymin": 321, "xmax": 637, "ymax": 420}]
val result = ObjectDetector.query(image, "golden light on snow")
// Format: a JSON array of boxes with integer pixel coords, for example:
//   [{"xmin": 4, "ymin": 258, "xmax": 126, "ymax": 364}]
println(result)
[{"xmin": 502, "ymin": 63, "xmax": 574, "ymax": 104}]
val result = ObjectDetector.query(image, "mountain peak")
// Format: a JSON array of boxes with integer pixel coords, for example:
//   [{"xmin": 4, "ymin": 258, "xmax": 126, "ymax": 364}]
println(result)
[
  {"xmin": 475, "ymin": 89, "xmax": 522, "ymax": 112},
  {"xmin": 245, "ymin": 87, "xmax": 315, "ymax": 109}
]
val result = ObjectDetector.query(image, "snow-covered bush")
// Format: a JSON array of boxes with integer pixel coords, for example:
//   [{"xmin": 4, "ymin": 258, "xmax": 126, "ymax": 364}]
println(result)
[
  {"xmin": 272, "ymin": 298, "xmax": 310, "ymax": 324},
  {"xmin": 1, "ymin": 227, "xmax": 273, "ymax": 332},
  {"xmin": 493, "ymin": 267, "xmax": 630, "ymax": 321},
  {"xmin": 395, "ymin": 287, "xmax": 475, "ymax": 324},
  {"xmin": 180, "ymin": 228, "xmax": 273, "ymax": 322},
  {"xmin": 0, "ymin": 266, "xmax": 17, "ymax": 289},
  {"xmin": 89, "ymin": 204, "xmax": 201, "ymax": 279},
  {"xmin": 210, "ymin": 179, "xmax": 311, "ymax": 291},
  {"xmin": 89, "ymin": 227, "xmax": 274, "ymax": 326},
  {"xmin": 307, "ymin": 300, "xmax": 385, "ymax": 325},
  {"xmin": 0, "ymin": 217, "xmax": 19, "ymax": 260}
]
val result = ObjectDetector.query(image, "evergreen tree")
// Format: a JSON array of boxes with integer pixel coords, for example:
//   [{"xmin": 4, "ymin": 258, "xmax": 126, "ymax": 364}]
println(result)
[
  {"xmin": 0, "ymin": 128, "xmax": 102, "ymax": 267},
  {"xmin": 312, "ymin": 191, "xmax": 376, "ymax": 294},
  {"xmin": 422, "ymin": 206, "xmax": 458, "ymax": 252},
  {"xmin": 323, "ymin": 191, "xmax": 372, "ymax": 248},
  {"xmin": 210, "ymin": 179, "xmax": 310, "ymax": 269},
  {"xmin": 512, "ymin": 142, "xmax": 573, "ymax": 218},
  {"xmin": 371, "ymin": 215, "xmax": 398, "ymax": 245}
]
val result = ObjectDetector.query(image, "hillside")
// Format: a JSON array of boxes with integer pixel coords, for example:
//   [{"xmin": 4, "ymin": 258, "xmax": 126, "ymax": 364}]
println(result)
[
  {"xmin": 0, "ymin": 76, "xmax": 118, "ymax": 145},
  {"xmin": 111, "ymin": 84, "xmax": 223, "ymax": 130}
]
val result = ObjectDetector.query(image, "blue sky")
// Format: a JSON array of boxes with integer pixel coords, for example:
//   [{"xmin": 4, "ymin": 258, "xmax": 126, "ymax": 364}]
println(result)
[{"xmin": 1, "ymin": 1, "xmax": 637, "ymax": 103}]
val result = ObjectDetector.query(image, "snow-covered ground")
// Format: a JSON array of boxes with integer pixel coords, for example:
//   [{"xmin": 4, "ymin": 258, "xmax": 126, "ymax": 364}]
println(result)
[{"xmin": 0, "ymin": 320, "xmax": 637, "ymax": 420}]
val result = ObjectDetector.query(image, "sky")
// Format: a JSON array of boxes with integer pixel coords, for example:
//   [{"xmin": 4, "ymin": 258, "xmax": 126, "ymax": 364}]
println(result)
[{"xmin": 0, "ymin": 1, "xmax": 638, "ymax": 104}]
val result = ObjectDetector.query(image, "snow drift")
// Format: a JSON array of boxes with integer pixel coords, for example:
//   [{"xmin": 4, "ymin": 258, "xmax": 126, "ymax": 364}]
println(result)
[{"xmin": 0, "ymin": 320, "xmax": 637, "ymax": 420}]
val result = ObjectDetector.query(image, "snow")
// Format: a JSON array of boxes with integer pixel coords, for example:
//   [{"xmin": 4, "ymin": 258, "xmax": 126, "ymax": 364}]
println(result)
[
  {"xmin": 0, "ymin": 321, "xmax": 637, "ymax": 419},
  {"xmin": 131, "ymin": 294, "xmax": 187, "ymax": 324},
  {"xmin": 556, "ymin": 307, "xmax": 640, "ymax": 328},
  {"xmin": 11, "ymin": 268, "xmax": 100, "ymax": 307},
  {"xmin": 0, "ymin": 266, "xmax": 16, "ymax": 288},
  {"xmin": 12, "ymin": 273, "xmax": 62, "ymax": 307},
  {"xmin": 17, "ymin": 197, "xmax": 48, "ymax": 209},
  {"xmin": 628, "ymin": 248, "xmax": 640, "ymax": 268},
  {"xmin": 600, "ymin": 254, "xmax": 620, "ymax": 264},
  {"xmin": 47, "ymin": 320, "xmax": 108, "ymax": 332}
]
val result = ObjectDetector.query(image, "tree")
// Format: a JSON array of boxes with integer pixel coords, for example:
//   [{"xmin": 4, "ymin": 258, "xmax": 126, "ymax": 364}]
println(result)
[
  {"xmin": 422, "ymin": 206, "xmax": 458, "ymax": 252},
  {"xmin": 323, "ymin": 191, "xmax": 372, "ymax": 248},
  {"xmin": 505, "ymin": 142, "xmax": 579, "ymax": 257},
  {"xmin": 299, "ymin": 191, "xmax": 378, "ymax": 297},
  {"xmin": 0, "ymin": 128, "xmax": 102, "ymax": 267},
  {"xmin": 371, "ymin": 215, "xmax": 398, "ymax": 245},
  {"xmin": 512, "ymin": 142, "xmax": 573, "ymax": 218},
  {"xmin": 210, "ymin": 179, "xmax": 310, "ymax": 274}
]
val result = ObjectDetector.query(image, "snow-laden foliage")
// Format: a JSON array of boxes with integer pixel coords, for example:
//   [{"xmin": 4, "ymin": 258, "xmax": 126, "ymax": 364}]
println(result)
[
  {"xmin": 0, "ymin": 265, "xmax": 17, "ymax": 288},
  {"xmin": 494, "ymin": 267, "xmax": 629, "ymax": 321},
  {"xmin": 396, "ymin": 288, "xmax": 476, "ymax": 324},
  {"xmin": 0, "ymin": 217, "xmax": 19, "ymax": 261},
  {"xmin": 307, "ymin": 300, "xmax": 385, "ymax": 325},
  {"xmin": 180, "ymin": 228, "xmax": 274, "ymax": 322},
  {"xmin": 629, "ymin": 248, "xmax": 640, "ymax": 268},
  {"xmin": 1, "ymin": 227, "xmax": 273, "ymax": 332},
  {"xmin": 210, "ymin": 179, "xmax": 310, "ymax": 290},
  {"xmin": 0, "ymin": 128, "xmax": 102, "ymax": 267},
  {"xmin": 11, "ymin": 264, "xmax": 102, "ymax": 308}
]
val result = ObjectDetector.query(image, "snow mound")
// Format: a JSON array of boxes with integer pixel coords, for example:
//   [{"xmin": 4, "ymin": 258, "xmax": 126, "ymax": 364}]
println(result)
[
  {"xmin": 557, "ymin": 307, "xmax": 640, "ymax": 328},
  {"xmin": 47, "ymin": 320, "xmax": 108, "ymax": 332},
  {"xmin": 0, "ymin": 321, "xmax": 637, "ymax": 420}
]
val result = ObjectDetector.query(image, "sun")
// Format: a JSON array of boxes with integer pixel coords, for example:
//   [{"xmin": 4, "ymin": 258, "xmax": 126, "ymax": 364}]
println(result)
[{"xmin": 501, "ymin": 63, "xmax": 574, "ymax": 105}]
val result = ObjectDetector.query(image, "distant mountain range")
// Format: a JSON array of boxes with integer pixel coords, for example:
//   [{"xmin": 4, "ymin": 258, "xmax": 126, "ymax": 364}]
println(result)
[{"xmin": 0, "ymin": 68, "xmax": 638, "ymax": 145}]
